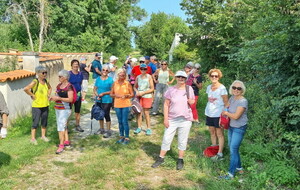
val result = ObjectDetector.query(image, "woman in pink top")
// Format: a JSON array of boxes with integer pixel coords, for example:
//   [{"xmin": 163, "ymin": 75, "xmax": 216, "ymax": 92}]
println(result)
[{"xmin": 151, "ymin": 70, "xmax": 195, "ymax": 170}]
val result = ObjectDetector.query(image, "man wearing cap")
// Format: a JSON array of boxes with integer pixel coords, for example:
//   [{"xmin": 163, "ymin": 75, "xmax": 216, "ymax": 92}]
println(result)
[
  {"xmin": 147, "ymin": 56, "xmax": 157, "ymax": 74},
  {"xmin": 91, "ymin": 53, "xmax": 102, "ymax": 80},
  {"xmin": 79, "ymin": 57, "xmax": 91, "ymax": 103},
  {"xmin": 131, "ymin": 57, "xmax": 152, "ymax": 79},
  {"xmin": 107, "ymin": 55, "xmax": 118, "ymax": 81}
]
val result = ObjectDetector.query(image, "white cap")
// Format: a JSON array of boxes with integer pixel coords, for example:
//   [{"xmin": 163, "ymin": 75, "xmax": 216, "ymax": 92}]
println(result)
[
  {"xmin": 194, "ymin": 63, "xmax": 201, "ymax": 69},
  {"xmin": 109, "ymin": 55, "xmax": 118, "ymax": 62},
  {"xmin": 139, "ymin": 57, "xmax": 145, "ymax": 62},
  {"xmin": 175, "ymin": 70, "xmax": 188, "ymax": 78},
  {"xmin": 131, "ymin": 58, "xmax": 138, "ymax": 63}
]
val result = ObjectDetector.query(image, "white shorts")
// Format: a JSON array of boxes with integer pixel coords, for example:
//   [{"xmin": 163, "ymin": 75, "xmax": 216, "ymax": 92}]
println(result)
[
  {"xmin": 55, "ymin": 109, "xmax": 71, "ymax": 132},
  {"xmin": 161, "ymin": 117, "xmax": 192, "ymax": 151},
  {"xmin": 81, "ymin": 79, "xmax": 89, "ymax": 92}
]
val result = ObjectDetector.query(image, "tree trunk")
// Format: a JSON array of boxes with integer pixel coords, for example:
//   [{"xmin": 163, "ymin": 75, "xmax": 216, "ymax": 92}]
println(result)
[
  {"xmin": 19, "ymin": 4, "xmax": 34, "ymax": 52},
  {"xmin": 38, "ymin": 0, "xmax": 45, "ymax": 52}
]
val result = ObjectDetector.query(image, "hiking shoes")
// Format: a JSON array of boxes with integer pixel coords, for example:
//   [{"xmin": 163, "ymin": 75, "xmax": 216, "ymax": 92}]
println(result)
[
  {"xmin": 116, "ymin": 138, "xmax": 125, "ymax": 144},
  {"xmin": 95, "ymin": 128, "xmax": 105, "ymax": 135},
  {"xmin": 56, "ymin": 145, "xmax": 64, "ymax": 154},
  {"xmin": 176, "ymin": 159, "xmax": 184, "ymax": 170},
  {"xmin": 41, "ymin": 136, "xmax": 50, "ymax": 142},
  {"xmin": 151, "ymin": 157, "xmax": 164, "ymax": 168},
  {"xmin": 146, "ymin": 129, "xmax": 152, "ymax": 136},
  {"xmin": 211, "ymin": 154, "xmax": 224, "ymax": 161},
  {"xmin": 122, "ymin": 139, "xmax": 130, "ymax": 145},
  {"xmin": 30, "ymin": 139, "xmax": 38, "ymax": 145},
  {"xmin": 151, "ymin": 112, "xmax": 158, "ymax": 116},
  {"xmin": 103, "ymin": 131, "xmax": 112, "ymax": 138},
  {"xmin": 134, "ymin": 128, "xmax": 142, "ymax": 134},
  {"xmin": 75, "ymin": 125, "xmax": 84, "ymax": 132}
]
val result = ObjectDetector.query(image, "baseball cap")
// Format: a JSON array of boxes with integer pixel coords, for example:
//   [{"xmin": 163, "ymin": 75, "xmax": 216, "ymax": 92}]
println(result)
[
  {"xmin": 131, "ymin": 58, "xmax": 138, "ymax": 63},
  {"xmin": 80, "ymin": 57, "xmax": 87, "ymax": 62},
  {"xmin": 185, "ymin": 61, "xmax": 194, "ymax": 69},
  {"xmin": 194, "ymin": 63, "xmax": 201, "ymax": 69},
  {"xmin": 144, "ymin": 56, "xmax": 150, "ymax": 60},
  {"xmin": 175, "ymin": 70, "xmax": 188, "ymax": 78},
  {"xmin": 140, "ymin": 63, "xmax": 147, "ymax": 68},
  {"xmin": 95, "ymin": 53, "xmax": 101, "ymax": 57},
  {"xmin": 139, "ymin": 57, "xmax": 145, "ymax": 62},
  {"xmin": 109, "ymin": 55, "xmax": 118, "ymax": 62}
]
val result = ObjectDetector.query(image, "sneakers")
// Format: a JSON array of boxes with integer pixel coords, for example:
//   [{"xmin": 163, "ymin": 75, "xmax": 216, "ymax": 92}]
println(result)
[
  {"xmin": 151, "ymin": 157, "xmax": 164, "ymax": 168},
  {"xmin": 134, "ymin": 128, "xmax": 142, "ymax": 134},
  {"xmin": 151, "ymin": 112, "xmax": 158, "ymax": 116},
  {"xmin": 116, "ymin": 138, "xmax": 125, "ymax": 144},
  {"xmin": 176, "ymin": 159, "xmax": 184, "ymax": 170},
  {"xmin": 146, "ymin": 129, "xmax": 152, "ymax": 136},
  {"xmin": 219, "ymin": 175, "xmax": 233, "ymax": 180},
  {"xmin": 0, "ymin": 127, "xmax": 7, "ymax": 138},
  {"xmin": 103, "ymin": 131, "xmax": 112, "ymax": 138},
  {"xmin": 122, "ymin": 139, "xmax": 130, "ymax": 145},
  {"xmin": 41, "ymin": 136, "xmax": 50, "ymax": 142},
  {"xmin": 30, "ymin": 139, "xmax": 38, "ymax": 145},
  {"xmin": 75, "ymin": 125, "xmax": 84, "ymax": 132},
  {"xmin": 56, "ymin": 144, "xmax": 64, "ymax": 154},
  {"xmin": 82, "ymin": 99, "xmax": 88, "ymax": 104},
  {"xmin": 64, "ymin": 141, "xmax": 71, "ymax": 149},
  {"xmin": 211, "ymin": 154, "xmax": 224, "ymax": 161},
  {"xmin": 95, "ymin": 128, "xmax": 105, "ymax": 135}
]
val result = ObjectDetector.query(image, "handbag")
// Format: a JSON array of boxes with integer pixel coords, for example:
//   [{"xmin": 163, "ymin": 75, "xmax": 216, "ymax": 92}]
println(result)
[
  {"xmin": 131, "ymin": 97, "xmax": 142, "ymax": 114},
  {"xmin": 203, "ymin": 145, "xmax": 219, "ymax": 157},
  {"xmin": 219, "ymin": 114, "xmax": 230, "ymax": 129},
  {"xmin": 90, "ymin": 99, "xmax": 105, "ymax": 134}
]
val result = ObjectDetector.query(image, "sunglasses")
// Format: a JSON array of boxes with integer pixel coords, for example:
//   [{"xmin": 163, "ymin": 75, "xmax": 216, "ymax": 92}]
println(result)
[
  {"xmin": 102, "ymin": 70, "xmax": 109, "ymax": 72},
  {"xmin": 232, "ymin": 86, "xmax": 242, "ymax": 91},
  {"xmin": 140, "ymin": 68, "xmax": 147, "ymax": 71},
  {"xmin": 58, "ymin": 76, "xmax": 63, "ymax": 78},
  {"xmin": 161, "ymin": 64, "xmax": 167, "ymax": 66},
  {"xmin": 176, "ymin": 76, "xmax": 186, "ymax": 79},
  {"xmin": 140, "ymin": 61, "xmax": 145, "ymax": 63},
  {"xmin": 210, "ymin": 75, "xmax": 219, "ymax": 78},
  {"xmin": 42, "ymin": 72, "xmax": 47, "ymax": 75}
]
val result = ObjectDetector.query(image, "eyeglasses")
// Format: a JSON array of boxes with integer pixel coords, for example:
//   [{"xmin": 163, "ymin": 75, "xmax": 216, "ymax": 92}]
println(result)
[
  {"xmin": 232, "ymin": 86, "xmax": 242, "ymax": 91},
  {"xmin": 210, "ymin": 75, "xmax": 219, "ymax": 78},
  {"xmin": 102, "ymin": 70, "xmax": 109, "ymax": 72},
  {"xmin": 42, "ymin": 72, "xmax": 47, "ymax": 75},
  {"xmin": 119, "ymin": 74, "xmax": 126, "ymax": 77},
  {"xmin": 176, "ymin": 76, "xmax": 186, "ymax": 79},
  {"xmin": 58, "ymin": 76, "xmax": 63, "ymax": 78},
  {"xmin": 140, "ymin": 68, "xmax": 147, "ymax": 71}
]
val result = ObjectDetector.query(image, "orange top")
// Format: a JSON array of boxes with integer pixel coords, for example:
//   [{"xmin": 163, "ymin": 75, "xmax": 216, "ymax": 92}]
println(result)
[{"xmin": 113, "ymin": 80, "xmax": 132, "ymax": 108}]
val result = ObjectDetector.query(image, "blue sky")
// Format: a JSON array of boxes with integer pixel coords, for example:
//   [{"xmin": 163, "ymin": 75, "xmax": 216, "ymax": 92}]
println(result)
[{"xmin": 132, "ymin": 0, "xmax": 188, "ymax": 26}]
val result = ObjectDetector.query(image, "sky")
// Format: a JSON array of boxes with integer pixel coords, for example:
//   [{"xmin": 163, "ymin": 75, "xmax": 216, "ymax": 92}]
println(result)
[{"xmin": 132, "ymin": 0, "xmax": 188, "ymax": 26}]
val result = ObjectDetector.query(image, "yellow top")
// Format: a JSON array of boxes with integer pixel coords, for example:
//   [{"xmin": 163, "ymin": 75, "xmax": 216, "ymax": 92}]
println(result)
[{"xmin": 32, "ymin": 82, "xmax": 49, "ymax": 108}]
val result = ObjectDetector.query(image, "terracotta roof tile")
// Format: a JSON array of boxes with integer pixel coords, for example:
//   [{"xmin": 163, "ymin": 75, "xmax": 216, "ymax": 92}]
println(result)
[{"xmin": 0, "ymin": 70, "xmax": 35, "ymax": 83}]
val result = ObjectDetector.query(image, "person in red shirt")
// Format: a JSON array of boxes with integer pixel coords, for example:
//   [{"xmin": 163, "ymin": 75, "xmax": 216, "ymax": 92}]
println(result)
[{"xmin": 131, "ymin": 57, "xmax": 152, "ymax": 80}]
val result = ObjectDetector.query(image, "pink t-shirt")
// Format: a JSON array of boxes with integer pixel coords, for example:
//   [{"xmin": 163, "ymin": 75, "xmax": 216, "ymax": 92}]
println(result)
[{"xmin": 164, "ymin": 86, "xmax": 195, "ymax": 121}]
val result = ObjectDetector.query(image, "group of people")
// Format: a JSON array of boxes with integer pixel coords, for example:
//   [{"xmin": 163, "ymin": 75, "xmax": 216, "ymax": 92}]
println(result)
[{"xmin": 0, "ymin": 53, "xmax": 248, "ymax": 180}]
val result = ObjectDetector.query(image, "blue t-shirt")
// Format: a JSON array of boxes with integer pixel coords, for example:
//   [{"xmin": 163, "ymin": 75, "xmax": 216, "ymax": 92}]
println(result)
[
  {"xmin": 92, "ymin": 60, "xmax": 102, "ymax": 79},
  {"xmin": 69, "ymin": 71, "xmax": 83, "ymax": 93},
  {"xmin": 94, "ymin": 76, "xmax": 113, "ymax": 103},
  {"xmin": 148, "ymin": 62, "xmax": 157, "ymax": 74}
]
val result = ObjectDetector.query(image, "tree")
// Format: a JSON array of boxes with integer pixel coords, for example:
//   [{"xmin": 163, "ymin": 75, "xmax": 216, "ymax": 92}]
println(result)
[{"xmin": 135, "ymin": 12, "xmax": 189, "ymax": 59}]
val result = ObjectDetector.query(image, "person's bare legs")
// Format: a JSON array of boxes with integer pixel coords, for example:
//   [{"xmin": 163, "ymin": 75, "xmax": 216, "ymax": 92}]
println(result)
[
  {"xmin": 41, "ymin": 127, "xmax": 47, "ymax": 138},
  {"xmin": 144, "ymin": 108, "xmax": 151, "ymax": 129},
  {"xmin": 216, "ymin": 128, "xmax": 224, "ymax": 153},
  {"xmin": 75, "ymin": 113, "xmax": 80, "ymax": 126},
  {"xmin": 209, "ymin": 126, "xmax": 217, "ymax": 145},
  {"xmin": 136, "ymin": 113, "xmax": 142, "ymax": 129},
  {"xmin": 31, "ymin": 128, "xmax": 36, "ymax": 140}
]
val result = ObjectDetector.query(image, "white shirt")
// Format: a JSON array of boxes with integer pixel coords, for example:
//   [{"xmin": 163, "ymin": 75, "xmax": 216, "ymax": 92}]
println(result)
[{"xmin": 205, "ymin": 84, "xmax": 228, "ymax": 117}]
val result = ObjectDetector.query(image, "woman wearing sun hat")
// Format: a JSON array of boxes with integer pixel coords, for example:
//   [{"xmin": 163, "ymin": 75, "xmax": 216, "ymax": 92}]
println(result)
[{"xmin": 151, "ymin": 70, "xmax": 195, "ymax": 170}]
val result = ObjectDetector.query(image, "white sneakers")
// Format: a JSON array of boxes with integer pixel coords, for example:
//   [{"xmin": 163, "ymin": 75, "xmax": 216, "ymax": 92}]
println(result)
[{"xmin": 0, "ymin": 127, "xmax": 7, "ymax": 138}]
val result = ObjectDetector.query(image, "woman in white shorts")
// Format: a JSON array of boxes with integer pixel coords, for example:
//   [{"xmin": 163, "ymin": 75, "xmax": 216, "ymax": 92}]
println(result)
[{"xmin": 50, "ymin": 70, "xmax": 74, "ymax": 154}]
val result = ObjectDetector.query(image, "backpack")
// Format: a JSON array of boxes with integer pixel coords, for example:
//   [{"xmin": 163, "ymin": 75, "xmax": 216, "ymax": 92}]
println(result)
[
  {"xmin": 31, "ymin": 78, "xmax": 50, "ymax": 94},
  {"xmin": 203, "ymin": 145, "xmax": 219, "ymax": 157},
  {"xmin": 132, "ymin": 97, "xmax": 143, "ymax": 114},
  {"xmin": 90, "ymin": 101, "xmax": 105, "ymax": 134},
  {"xmin": 56, "ymin": 83, "xmax": 77, "ymax": 104}
]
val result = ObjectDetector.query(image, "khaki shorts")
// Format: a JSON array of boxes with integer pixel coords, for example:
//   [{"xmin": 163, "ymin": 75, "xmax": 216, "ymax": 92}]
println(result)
[{"xmin": 81, "ymin": 79, "xmax": 89, "ymax": 92}]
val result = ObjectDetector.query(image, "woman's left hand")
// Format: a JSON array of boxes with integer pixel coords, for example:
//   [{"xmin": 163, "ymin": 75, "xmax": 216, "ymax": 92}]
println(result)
[
  {"xmin": 50, "ymin": 95, "xmax": 60, "ymax": 101},
  {"xmin": 222, "ymin": 111, "xmax": 228, "ymax": 116},
  {"xmin": 187, "ymin": 98, "xmax": 194, "ymax": 105}
]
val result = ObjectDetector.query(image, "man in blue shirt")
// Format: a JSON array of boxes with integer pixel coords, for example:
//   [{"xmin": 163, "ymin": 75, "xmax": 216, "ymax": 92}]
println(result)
[
  {"xmin": 91, "ymin": 53, "xmax": 102, "ymax": 79},
  {"xmin": 146, "ymin": 55, "xmax": 157, "ymax": 74}
]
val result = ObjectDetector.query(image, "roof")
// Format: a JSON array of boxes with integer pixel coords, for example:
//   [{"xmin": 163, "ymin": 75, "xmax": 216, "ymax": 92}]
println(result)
[{"xmin": 0, "ymin": 70, "xmax": 35, "ymax": 83}]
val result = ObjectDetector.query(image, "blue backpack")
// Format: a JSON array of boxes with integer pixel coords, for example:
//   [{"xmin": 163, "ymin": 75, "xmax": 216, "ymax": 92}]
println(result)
[{"xmin": 90, "ymin": 102, "xmax": 105, "ymax": 134}]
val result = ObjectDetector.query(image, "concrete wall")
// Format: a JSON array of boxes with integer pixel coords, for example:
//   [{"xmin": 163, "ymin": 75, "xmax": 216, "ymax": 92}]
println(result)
[
  {"xmin": 0, "ymin": 76, "xmax": 35, "ymax": 124},
  {"xmin": 40, "ymin": 59, "xmax": 64, "ymax": 89}
]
